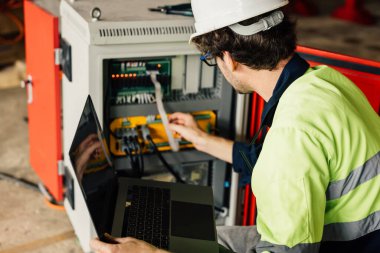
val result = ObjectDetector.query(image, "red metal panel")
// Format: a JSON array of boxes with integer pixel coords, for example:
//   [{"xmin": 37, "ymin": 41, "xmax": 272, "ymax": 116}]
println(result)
[
  {"xmin": 248, "ymin": 195, "xmax": 256, "ymax": 225},
  {"xmin": 248, "ymin": 93, "xmax": 257, "ymax": 138},
  {"xmin": 297, "ymin": 46, "xmax": 380, "ymax": 68},
  {"xmin": 24, "ymin": 0, "xmax": 62, "ymax": 201},
  {"xmin": 249, "ymin": 93, "xmax": 265, "ymax": 138},
  {"xmin": 242, "ymin": 184, "xmax": 250, "ymax": 226},
  {"xmin": 243, "ymin": 94, "xmax": 265, "ymax": 226}
]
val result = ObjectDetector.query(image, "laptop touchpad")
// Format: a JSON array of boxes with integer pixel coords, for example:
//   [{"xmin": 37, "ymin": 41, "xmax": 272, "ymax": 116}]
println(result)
[{"xmin": 171, "ymin": 201, "xmax": 215, "ymax": 241}]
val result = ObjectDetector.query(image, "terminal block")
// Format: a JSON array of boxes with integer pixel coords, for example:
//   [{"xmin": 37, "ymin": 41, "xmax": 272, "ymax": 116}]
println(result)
[
  {"xmin": 109, "ymin": 58, "xmax": 171, "ymax": 105},
  {"xmin": 109, "ymin": 111, "xmax": 216, "ymax": 156}
]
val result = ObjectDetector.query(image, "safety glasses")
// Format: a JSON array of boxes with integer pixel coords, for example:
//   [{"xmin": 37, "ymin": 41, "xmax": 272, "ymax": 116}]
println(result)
[{"xmin": 200, "ymin": 51, "xmax": 218, "ymax": 67}]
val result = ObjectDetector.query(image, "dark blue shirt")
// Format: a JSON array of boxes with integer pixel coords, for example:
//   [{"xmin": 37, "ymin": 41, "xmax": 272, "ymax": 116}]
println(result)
[{"xmin": 232, "ymin": 53, "xmax": 310, "ymax": 185}]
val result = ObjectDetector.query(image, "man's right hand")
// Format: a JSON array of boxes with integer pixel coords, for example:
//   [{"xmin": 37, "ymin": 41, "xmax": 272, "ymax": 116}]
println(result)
[
  {"xmin": 169, "ymin": 112, "xmax": 233, "ymax": 164},
  {"xmin": 168, "ymin": 112, "xmax": 208, "ymax": 151}
]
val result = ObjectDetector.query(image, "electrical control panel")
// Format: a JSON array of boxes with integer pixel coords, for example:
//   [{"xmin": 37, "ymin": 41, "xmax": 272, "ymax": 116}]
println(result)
[
  {"xmin": 109, "ymin": 111, "xmax": 216, "ymax": 156},
  {"xmin": 103, "ymin": 55, "xmax": 231, "ymax": 175},
  {"xmin": 106, "ymin": 56, "xmax": 223, "ymax": 107},
  {"xmin": 109, "ymin": 58, "xmax": 171, "ymax": 105},
  {"xmin": 58, "ymin": 0, "xmax": 237, "ymax": 251}
]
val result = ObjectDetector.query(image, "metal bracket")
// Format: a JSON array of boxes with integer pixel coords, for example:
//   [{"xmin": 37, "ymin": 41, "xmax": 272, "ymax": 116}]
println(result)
[
  {"xmin": 54, "ymin": 48, "xmax": 63, "ymax": 66},
  {"xmin": 59, "ymin": 38, "xmax": 72, "ymax": 81},
  {"xmin": 20, "ymin": 75, "xmax": 33, "ymax": 104},
  {"xmin": 57, "ymin": 160, "xmax": 65, "ymax": 176}
]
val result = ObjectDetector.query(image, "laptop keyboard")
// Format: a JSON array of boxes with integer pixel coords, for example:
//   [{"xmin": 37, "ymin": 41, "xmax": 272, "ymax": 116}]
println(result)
[{"xmin": 123, "ymin": 185, "xmax": 170, "ymax": 249}]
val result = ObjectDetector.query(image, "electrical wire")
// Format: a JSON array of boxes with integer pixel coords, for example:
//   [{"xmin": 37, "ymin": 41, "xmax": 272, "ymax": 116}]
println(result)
[
  {"xmin": 120, "ymin": 127, "xmax": 226, "ymax": 212},
  {"xmin": 0, "ymin": 171, "xmax": 39, "ymax": 191},
  {"xmin": 147, "ymin": 135, "xmax": 185, "ymax": 183},
  {"xmin": 110, "ymin": 129, "xmax": 143, "ymax": 176},
  {"xmin": 122, "ymin": 136, "xmax": 138, "ymax": 174},
  {"xmin": 145, "ymin": 136, "xmax": 227, "ymax": 213},
  {"xmin": 129, "ymin": 136, "xmax": 143, "ymax": 176},
  {"xmin": 148, "ymin": 71, "xmax": 179, "ymax": 152},
  {"xmin": 122, "ymin": 135, "xmax": 145, "ymax": 177},
  {"xmin": 133, "ymin": 136, "xmax": 144, "ymax": 176},
  {"xmin": 0, "ymin": 171, "xmax": 65, "ymax": 209}
]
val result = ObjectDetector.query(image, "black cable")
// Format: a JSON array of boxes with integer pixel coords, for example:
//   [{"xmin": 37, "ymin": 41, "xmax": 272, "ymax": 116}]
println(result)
[
  {"xmin": 130, "ymin": 136, "xmax": 144, "ymax": 177},
  {"xmin": 128, "ymin": 136, "xmax": 138, "ymax": 165},
  {"xmin": 145, "ymin": 137, "xmax": 226, "ymax": 213},
  {"xmin": 0, "ymin": 171, "xmax": 39, "ymax": 191},
  {"xmin": 123, "ymin": 135, "xmax": 146, "ymax": 177},
  {"xmin": 147, "ymin": 135, "xmax": 185, "ymax": 184},
  {"xmin": 122, "ymin": 137, "xmax": 132, "ymax": 157},
  {"xmin": 123, "ymin": 136, "xmax": 138, "ymax": 174},
  {"xmin": 0, "ymin": 172, "xmax": 64, "ymax": 207},
  {"xmin": 134, "ymin": 136, "xmax": 144, "ymax": 176},
  {"xmin": 214, "ymin": 206, "xmax": 225, "ymax": 213}
]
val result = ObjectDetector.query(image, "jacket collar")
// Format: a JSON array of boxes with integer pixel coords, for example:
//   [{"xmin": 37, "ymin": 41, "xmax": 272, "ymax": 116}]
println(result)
[{"xmin": 260, "ymin": 53, "xmax": 310, "ymax": 127}]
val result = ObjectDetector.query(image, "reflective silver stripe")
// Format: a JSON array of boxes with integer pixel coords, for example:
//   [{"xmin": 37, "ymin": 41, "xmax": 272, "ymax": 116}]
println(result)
[
  {"xmin": 326, "ymin": 151, "xmax": 380, "ymax": 201},
  {"xmin": 255, "ymin": 212, "xmax": 380, "ymax": 253},
  {"xmin": 256, "ymin": 240, "xmax": 320, "ymax": 253},
  {"xmin": 323, "ymin": 210, "xmax": 380, "ymax": 241}
]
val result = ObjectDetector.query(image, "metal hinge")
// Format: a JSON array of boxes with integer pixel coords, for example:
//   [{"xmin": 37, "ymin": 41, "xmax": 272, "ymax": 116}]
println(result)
[
  {"xmin": 58, "ymin": 160, "xmax": 65, "ymax": 176},
  {"xmin": 54, "ymin": 48, "xmax": 62, "ymax": 66}
]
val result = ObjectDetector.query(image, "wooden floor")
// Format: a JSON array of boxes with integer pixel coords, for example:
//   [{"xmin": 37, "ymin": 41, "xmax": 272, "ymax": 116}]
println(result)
[{"xmin": 0, "ymin": 0, "xmax": 379, "ymax": 252}]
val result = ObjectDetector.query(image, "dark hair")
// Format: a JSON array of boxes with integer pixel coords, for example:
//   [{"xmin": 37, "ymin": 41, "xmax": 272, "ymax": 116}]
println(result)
[{"xmin": 192, "ymin": 9, "xmax": 297, "ymax": 70}]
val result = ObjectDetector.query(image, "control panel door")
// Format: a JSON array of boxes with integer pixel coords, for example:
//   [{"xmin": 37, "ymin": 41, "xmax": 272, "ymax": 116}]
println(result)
[{"xmin": 24, "ymin": 0, "xmax": 62, "ymax": 201}]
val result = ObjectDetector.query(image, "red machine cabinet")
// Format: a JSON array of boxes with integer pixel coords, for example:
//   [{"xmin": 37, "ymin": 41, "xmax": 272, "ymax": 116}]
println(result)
[
  {"xmin": 24, "ymin": 0, "xmax": 63, "ymax": 201},
  {"xmin": 242, "ymin": 46, "xmax": 380, "ymax": 226}
]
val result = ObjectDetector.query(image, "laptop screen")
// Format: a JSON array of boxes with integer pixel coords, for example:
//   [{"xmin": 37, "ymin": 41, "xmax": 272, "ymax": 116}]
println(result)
[{"xmin": 69, "ymin": 95, "xmax": 117, "ymax": 238}]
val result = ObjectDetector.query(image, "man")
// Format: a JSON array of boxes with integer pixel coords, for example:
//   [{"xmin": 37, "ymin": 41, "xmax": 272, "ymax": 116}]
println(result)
[{"xmin": 91, "ymin": 0, "xmax": 380, "ymax": 252}]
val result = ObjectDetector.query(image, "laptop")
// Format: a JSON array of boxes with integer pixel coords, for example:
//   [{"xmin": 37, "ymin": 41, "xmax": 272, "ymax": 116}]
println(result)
[{"xmin": 69, "ymin": 95, "xmax": 218, "ymax": 252}]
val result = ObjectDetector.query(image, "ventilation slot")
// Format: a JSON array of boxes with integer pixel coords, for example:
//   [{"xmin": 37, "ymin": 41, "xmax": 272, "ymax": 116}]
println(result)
[{"xmin": 99, "ymin": 26, "xmax": 196, "ymax": 38}]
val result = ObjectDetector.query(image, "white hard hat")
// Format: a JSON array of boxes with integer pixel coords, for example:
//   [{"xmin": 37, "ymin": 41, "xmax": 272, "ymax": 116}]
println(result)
[{"xmin": 190, "ymin": 0, "xmax": 289, "ymax": 42}]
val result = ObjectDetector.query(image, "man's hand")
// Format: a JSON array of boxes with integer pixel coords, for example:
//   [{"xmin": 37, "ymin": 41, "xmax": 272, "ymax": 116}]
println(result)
[
  {"xmin": 169, "ymin": 112, "xmax": 233, "ymax": 164},
  {"xmin": 90, "ymin": 236, "xmax": 169, "ymax": 253},
  {"xmin": 168, "ymin": 112, "xmax": 207, "ymax": 150}
]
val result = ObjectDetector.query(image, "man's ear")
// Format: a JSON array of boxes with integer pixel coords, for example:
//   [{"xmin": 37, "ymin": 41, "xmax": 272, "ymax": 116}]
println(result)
[{"xmin": 222, "ymin": 51, "xmax": 238, "ymax": 72}]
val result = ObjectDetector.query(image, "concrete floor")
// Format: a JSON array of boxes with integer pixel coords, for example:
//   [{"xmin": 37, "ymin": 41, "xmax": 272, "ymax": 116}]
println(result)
[
  {"xmin": 0, "ymin": 88, "xmax": 82, "ymax": 253},
  {"xmin": 0, "ymin": 1, "xmax": 379, "ymax": 252}
]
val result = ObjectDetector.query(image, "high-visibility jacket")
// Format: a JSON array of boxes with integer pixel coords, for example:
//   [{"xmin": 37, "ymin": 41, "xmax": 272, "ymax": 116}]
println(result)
[{"xmin": 252, "ymin": 65, "xmax": 380, "ymax": 253}]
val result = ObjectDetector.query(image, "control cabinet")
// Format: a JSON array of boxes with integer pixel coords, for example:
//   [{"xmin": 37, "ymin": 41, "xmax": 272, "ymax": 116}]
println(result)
[{"xmin": 57, "ymin": 0, "xmax": 235, "ymax": 251}]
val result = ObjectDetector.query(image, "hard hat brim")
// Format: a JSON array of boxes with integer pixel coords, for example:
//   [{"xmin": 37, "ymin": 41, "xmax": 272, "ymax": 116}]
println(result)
[{"xmin": 189, "ymin": 0, "xmax": 289, "ymax": 44}]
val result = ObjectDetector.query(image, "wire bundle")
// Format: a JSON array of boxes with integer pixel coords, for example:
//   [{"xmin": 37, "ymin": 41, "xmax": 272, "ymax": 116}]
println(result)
[{"xmin": 122, "ymin": 134, "xmax": 144, "ymax": 177}]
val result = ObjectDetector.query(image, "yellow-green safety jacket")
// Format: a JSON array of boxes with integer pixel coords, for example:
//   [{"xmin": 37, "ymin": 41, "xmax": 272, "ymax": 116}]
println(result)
[{"xmin": 251, "ymin": 65, "xmax": 380, "ymax": 253}]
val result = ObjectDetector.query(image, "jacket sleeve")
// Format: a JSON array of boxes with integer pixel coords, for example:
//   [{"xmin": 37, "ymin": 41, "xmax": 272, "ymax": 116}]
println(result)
[
  {"xmin": 251, "ymin": 127, "xmax": 331, "ymax": 253},
  {"xmin": 233, "ymin": 141, "xmax": 262, "ymax": 185}
]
